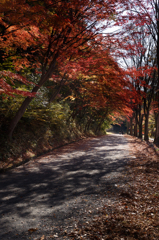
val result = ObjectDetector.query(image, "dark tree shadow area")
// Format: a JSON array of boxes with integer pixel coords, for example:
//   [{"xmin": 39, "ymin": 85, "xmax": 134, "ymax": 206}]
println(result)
[{"xmin": 0, "ymin": 134, "xmax": 131, "ymax": 239}]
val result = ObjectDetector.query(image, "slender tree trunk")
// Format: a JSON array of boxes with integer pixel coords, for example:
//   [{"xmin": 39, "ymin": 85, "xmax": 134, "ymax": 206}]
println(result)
[
  {"xmin": 84, "ymin": 118, "xmax": 90, "ymax": 132},
  {"xmin": 144, "ymin": 113, "xmax": 149, "ymax": 141},
  {"xmin": 49, "ymin": 75, "xmax": 66, "ymax": 103},
  {"xmin": 86, "ymin": 118, "xmax": 92, "ymax": 132},
  {"xmin": 8, "ymin": 55, "xmax": 58, "ymax": 139},
  {"xmin": 138, "ymin": 105, "xmax": 143, "ymax": 139},
  {"xmin": 154, "ymin": 112, "xmax": 159, "ymax": 145},
  {"xmin": 154, "ymin": 12, "xmax": 159, "ymax": 145},
  {"xmin": 134, "ymin": 112, "xmax": 138, "ymax": 137},
  {"xmin": 134, "ymin": 124, "xmax": 137, "ymax": 137},
  {"xmin": 139, "ymin": 115, "xmax": 143, "ymax": 139}
]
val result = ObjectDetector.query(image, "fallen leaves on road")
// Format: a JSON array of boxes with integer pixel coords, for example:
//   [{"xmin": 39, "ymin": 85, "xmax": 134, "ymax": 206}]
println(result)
[
  {"xmin": 28, "ymin": 228, "xmax": 38, "ymax": 233},
  {"xmin": 64, "ymin": 136, "xmax": 159, "ymax": 239}
]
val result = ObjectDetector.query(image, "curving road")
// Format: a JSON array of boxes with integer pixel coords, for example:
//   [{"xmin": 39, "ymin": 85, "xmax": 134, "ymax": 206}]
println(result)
[{"xmin": 0, "ymin": 134, "xmax": 132, "ymax": 240}]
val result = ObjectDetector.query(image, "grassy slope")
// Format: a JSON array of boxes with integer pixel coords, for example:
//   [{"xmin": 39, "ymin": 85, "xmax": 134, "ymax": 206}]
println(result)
[{"xmin": 0, "ymin": 117, "xmax": 99, "ymax": 172}]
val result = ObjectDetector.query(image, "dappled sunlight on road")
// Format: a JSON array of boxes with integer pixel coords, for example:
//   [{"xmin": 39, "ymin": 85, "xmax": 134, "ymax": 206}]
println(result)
[{"xmin": 0, "ymin": 134, "xmax": 132, "ymax": 240}]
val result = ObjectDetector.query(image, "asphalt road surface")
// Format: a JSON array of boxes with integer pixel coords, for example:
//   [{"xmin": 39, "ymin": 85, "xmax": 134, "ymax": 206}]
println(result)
[{"xmin": 0, "ymin": 133, "xmax": 132, "ymax": 240}]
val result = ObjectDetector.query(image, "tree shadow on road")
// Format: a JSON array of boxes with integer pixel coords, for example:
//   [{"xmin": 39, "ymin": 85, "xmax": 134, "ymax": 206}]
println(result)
[{"xmin": 0, "ymin": 134, "xmax": 131, "ymax": 239}]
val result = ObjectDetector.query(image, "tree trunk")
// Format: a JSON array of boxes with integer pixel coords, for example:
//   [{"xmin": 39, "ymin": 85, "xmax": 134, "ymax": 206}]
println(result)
[
  {"xmin": 134, "ymin": 112, "xmax": 138, "ymax": 137},
  {"xmin": 8, "ymin": 54, "xmax": 58, "ymax": 139},
  {"xmin": 144, "ymin": 114, "xmax": 149, "ymax": 141},
  {"xmin": 154, "ymin": 12, "xmax": 159, "ymax": 145},
  {"xmin": 86, "ymin": 118, "xmax": 92, "ymax": 132},
  {"xmin": 138, "ymin": 105, "xmax": 143, "ymax": 139},
  {"xmin": 134, "ymin": 124, "xmax": 137, "ymax": 137},
  {"xmin": 154, "ymin": 112, "xmax": 159, "ymax": 145},
  {"xmin": 138, "ymin": 117, "xmax": 143, "ymax": 139}
]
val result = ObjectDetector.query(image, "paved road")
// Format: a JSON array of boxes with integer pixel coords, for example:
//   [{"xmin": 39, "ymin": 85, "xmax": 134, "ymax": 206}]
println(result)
[{"xmin": 0, "ymin": 134, "xmax": 132, "ymax": 240}]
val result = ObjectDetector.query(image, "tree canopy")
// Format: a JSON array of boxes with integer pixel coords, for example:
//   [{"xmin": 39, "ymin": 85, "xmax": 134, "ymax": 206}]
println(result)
[{"xmin": 0, "ymin": 0, "xmax": 158, "ymax": 142}]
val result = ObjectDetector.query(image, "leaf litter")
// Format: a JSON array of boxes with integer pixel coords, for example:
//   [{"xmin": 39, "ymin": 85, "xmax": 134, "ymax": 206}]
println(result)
[{"xmin": 60, "ymin": 135, "xmax": 159, "ymax": 240}]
